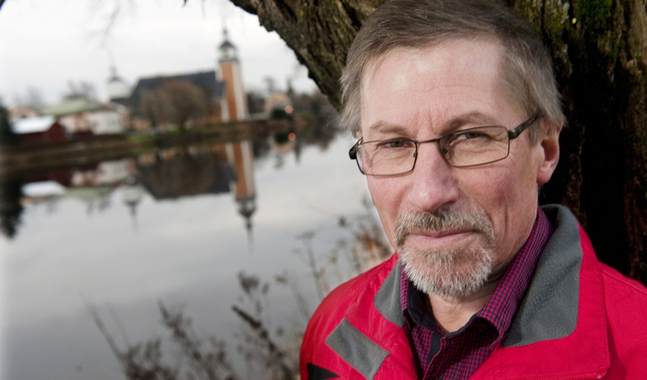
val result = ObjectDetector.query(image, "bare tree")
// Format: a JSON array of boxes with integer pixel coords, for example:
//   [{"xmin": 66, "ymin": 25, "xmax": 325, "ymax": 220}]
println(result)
[
  {"xmin": 161, "ymin": 79, "xmax": 209, "ymax": 129},
  {"xmin": 137, "ymin": 79, "xmax": 209, "ymax": 129},
  {"xmin": 139, "ymin": 89, "xmax": 166, "ymax": 129},
  {"xmin": 64, "ymin": 80, "xmax": 98, "ymax": 100}
]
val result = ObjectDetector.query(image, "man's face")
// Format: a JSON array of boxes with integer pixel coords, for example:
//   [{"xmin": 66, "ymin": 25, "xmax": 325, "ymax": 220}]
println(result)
[{"xmin": 359, "ymin": 38, "xmax": 558, "ymax": 298}]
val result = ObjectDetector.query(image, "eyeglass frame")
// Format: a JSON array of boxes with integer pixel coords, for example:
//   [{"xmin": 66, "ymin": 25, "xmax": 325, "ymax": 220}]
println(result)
[{"xmin": 348, "ymin": 113, "xmax": 541, "ymax": 176}]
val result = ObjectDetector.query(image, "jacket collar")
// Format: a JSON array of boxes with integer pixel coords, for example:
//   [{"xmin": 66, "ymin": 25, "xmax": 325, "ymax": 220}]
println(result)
[{"xmin": 475, "ymin": 205, "xmax": 610, "ymax": 379}]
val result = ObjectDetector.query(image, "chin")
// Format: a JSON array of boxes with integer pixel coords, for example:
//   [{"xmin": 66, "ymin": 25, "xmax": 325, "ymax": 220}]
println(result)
[{"xmin": 399, "ymin": 244, "xmax": 494, "ymax": 299}]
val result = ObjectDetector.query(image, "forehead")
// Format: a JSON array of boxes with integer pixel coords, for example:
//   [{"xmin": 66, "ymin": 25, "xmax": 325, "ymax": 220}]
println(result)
[{"xmin": 359, "ymin": 38, "xmax": 520, "ymax": 137}]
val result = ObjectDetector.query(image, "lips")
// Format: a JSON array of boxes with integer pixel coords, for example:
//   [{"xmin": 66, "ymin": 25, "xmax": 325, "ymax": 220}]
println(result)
[
  {"xmin": 405, "ymin": 228, "xmax": 479, "ymax": 249},
  {"xmin": 409, "ymin": 227, "xmax": 476, "ymax": 239}
]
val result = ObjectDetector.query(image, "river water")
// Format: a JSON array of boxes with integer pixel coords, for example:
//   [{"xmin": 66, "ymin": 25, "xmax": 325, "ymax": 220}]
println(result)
[{"xmin": 1, "ymin": 131, "xmax": 384, "ymax": 379}]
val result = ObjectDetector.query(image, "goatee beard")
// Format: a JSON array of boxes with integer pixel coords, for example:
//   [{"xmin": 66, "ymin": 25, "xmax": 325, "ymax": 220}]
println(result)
[{"xmin": 396, "ymin": 207, "xmax": 495, "ymax": 299}]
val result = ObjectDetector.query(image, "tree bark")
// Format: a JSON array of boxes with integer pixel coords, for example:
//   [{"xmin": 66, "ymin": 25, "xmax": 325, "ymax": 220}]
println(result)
[
  {"xmin": 513, "ymin": 0, "xmax": 647, "ymax": 283},
  {"xmin": 230, "ymin": 0, "xmax": 647, "ymax": 284}
]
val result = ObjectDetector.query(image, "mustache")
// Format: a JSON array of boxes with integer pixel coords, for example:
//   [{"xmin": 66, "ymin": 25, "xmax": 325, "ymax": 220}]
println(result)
[{"xmin": 395, "ymin": 208, "xmax": 494, "ymax": 247}]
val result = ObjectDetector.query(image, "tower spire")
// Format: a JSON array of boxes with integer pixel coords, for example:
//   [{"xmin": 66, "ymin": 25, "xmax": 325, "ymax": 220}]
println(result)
[{"xmin": 218, "ymin": 28, "xmax": 238, "ymax": 62}]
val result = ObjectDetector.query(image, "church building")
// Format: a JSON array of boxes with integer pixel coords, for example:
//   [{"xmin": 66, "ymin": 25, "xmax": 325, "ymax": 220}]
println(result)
[{"xmin": 109, "ymin": 29, "xmax": 249, "ymax": 130}]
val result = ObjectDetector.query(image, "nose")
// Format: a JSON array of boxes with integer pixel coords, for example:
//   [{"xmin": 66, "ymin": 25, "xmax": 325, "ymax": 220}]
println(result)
[{"xmin": 407, "ymin": 143, "xmax": 460, "ymax": 213}]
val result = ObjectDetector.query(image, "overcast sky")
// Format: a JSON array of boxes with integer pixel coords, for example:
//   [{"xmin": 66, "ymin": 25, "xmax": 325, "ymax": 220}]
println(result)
[{"xmin": 0, "ymin": 0, "xmax": 318, "ymax": 106}]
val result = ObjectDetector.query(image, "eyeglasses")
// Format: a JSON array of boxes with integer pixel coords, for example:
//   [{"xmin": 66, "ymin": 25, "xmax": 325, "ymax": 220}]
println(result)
[{"xmin": 349, "ymin": 113, "xmax": 540, "ymax": 176}]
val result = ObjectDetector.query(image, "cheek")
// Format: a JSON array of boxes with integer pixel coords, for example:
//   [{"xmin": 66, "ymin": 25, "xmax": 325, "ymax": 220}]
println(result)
[
  {"xmin": 460, "ymin": 168, "xmax": 508, "ymax": 206},
  {"xmin": 367, "ymin": 178, "xmax": 403, "ymax": 246},
  {"xmin": 479, "ymin": 155, "xmax": 537, "ymax": 203},
  {"xmin": 463, "ymin": 168, "xmax": 526, "ymax": 229},
  {"xmin": 472, "ymin": 165, "xmax": 538, "ymax": 251}
]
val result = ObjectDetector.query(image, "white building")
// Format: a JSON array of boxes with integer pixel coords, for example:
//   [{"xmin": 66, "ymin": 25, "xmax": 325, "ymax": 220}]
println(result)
[
  {"xmin": 106, "ymin": 65, "xmax": 131, "ymax": 104},
  {"xmin": 41, "ymin": 98, "xmax": 125, "ymax": 135}
]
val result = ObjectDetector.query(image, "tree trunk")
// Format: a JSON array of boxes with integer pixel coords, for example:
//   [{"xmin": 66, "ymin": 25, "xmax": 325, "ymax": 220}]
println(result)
[
  {"xmin": 513, "ymin": 0, "xmax": 647, "ymax": 283},
  {"xmin": 230, "ymin": 0, "xmax": 647, "ymax": 284}
]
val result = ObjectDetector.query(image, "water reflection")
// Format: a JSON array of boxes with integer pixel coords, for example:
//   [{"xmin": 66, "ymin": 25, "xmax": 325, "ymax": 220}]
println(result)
[
  {"xmin": 227, "ymin": 140, "xmax": 257, "ymax": 236},
  {"xmin": 2, "ymin": 126, "xmax": 380, "ymax": 380},
  {"xmin": 0, "ymin": 179, "xmax": 23, "ymax": 238},
  {"xmin": 2, "ymin": 128, "xmax": 330, "ymax": 241}
]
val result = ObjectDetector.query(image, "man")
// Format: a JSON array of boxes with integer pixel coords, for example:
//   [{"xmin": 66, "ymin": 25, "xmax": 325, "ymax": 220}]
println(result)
[{"xmin": 300, "ymin": 0, "xmax": 647, "ymax": 379}]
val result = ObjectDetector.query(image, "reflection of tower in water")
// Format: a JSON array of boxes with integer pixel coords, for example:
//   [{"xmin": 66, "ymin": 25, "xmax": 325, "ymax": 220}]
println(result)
[
  {"xmin": 227, "ymin": 141, "xmax": 256, "ymax": 238},
  {"xmin": 122, "ymin": 175, "xmax": 145, "ymax": 232}
]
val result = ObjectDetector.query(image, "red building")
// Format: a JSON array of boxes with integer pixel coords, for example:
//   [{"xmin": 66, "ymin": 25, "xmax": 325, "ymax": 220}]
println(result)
[{"xmin": 12, "ymin": 116, "xmax": 67, "ymax": 144}]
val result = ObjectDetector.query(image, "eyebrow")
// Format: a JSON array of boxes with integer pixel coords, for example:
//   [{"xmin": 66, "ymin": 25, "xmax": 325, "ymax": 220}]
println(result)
[
  {"xmin": 366, "ymin": 112, "xmax": 501, "ymax": 139},
  {"xmin": 444, "ymin": 112, "xmax": 500, "ymax": 131},
  {"xmin": 365, "ymin": 120, "xmax": 412, "ymax": 137}
]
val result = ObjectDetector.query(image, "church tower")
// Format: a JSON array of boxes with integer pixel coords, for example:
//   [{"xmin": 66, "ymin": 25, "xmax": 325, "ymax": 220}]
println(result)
[{"xmin": 218, "ymin": 29, "xmax": 248, "ymax": 122}]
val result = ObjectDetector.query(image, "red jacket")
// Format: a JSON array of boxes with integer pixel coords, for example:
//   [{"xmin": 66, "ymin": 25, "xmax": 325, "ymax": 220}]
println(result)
[{"xmin": 300, "ymin": 205, "xmax": 647, "ymax": 379}]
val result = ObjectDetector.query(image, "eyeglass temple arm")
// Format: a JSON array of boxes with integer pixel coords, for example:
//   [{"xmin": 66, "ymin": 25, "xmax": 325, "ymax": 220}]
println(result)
[
  {"xmin": 508, "ymin": 113, "xmax": 540, "ymax": 140},
  {"xmin": 349, "ymin": 140, "xmax": 360, "ymax": 160}
]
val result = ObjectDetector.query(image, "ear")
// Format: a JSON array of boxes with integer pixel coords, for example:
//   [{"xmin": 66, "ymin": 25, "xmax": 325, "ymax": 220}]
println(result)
[{"xmin": 536, "ymin": 120, "xmax": 562, "ymax": 185}]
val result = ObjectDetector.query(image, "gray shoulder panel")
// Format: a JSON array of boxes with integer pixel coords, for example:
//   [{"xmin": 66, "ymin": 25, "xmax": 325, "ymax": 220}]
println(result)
[
  {"xmin": 505, "ymin": 204, "xmax": 581, "ymax": 347},
  {"xmin": 374, "ymin": 261, "xmax": 406, "ymax": 327},
  {"xmin": 325, "ymin": 318, "xmax": 389, "ymax": 379}
]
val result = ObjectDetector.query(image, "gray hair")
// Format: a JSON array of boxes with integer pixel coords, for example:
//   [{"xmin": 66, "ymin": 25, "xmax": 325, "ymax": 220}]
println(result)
[{"xmin": 340, "ymin": 0, "xmax": 565, "ymax": 142}]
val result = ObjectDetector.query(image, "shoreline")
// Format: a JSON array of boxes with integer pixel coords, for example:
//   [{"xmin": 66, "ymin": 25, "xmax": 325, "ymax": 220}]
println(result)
[{"xmin": 0, "ymin": 118, "xmax": 296, "ymax": 182}]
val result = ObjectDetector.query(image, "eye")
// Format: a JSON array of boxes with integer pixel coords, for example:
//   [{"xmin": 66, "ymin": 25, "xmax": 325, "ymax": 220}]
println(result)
[
  {"xmin": 377, "ymin": 138, "xmax": 415, "ymax": 149},
  {"xmin": 445, "ymin": 128, "xmax": 497, "ymax": 147},
  {"xmin": 453, "ymin": 130, "xmax": 491, "ymax": 141}
]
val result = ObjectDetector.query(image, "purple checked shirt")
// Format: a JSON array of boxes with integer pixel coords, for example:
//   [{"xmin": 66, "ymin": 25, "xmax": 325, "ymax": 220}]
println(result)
[{"xmin": 400, "ymin": 207, "xmax": 553, "ymax": 379}]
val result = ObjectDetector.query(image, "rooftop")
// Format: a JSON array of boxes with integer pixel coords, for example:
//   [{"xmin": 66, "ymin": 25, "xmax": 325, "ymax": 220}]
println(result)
[
  {"xmin": 12, "ymin": 115, "xmax": 56, "ymax": 134},
  {"xmin": 41, "ymin": 98, "xmax": 101, "ymax": 117}
]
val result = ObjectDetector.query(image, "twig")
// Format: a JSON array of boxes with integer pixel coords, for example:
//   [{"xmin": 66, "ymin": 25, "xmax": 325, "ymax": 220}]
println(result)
[{"xmin": 231, "ymin": 305, "xmax": 294, "ymax": 378}]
